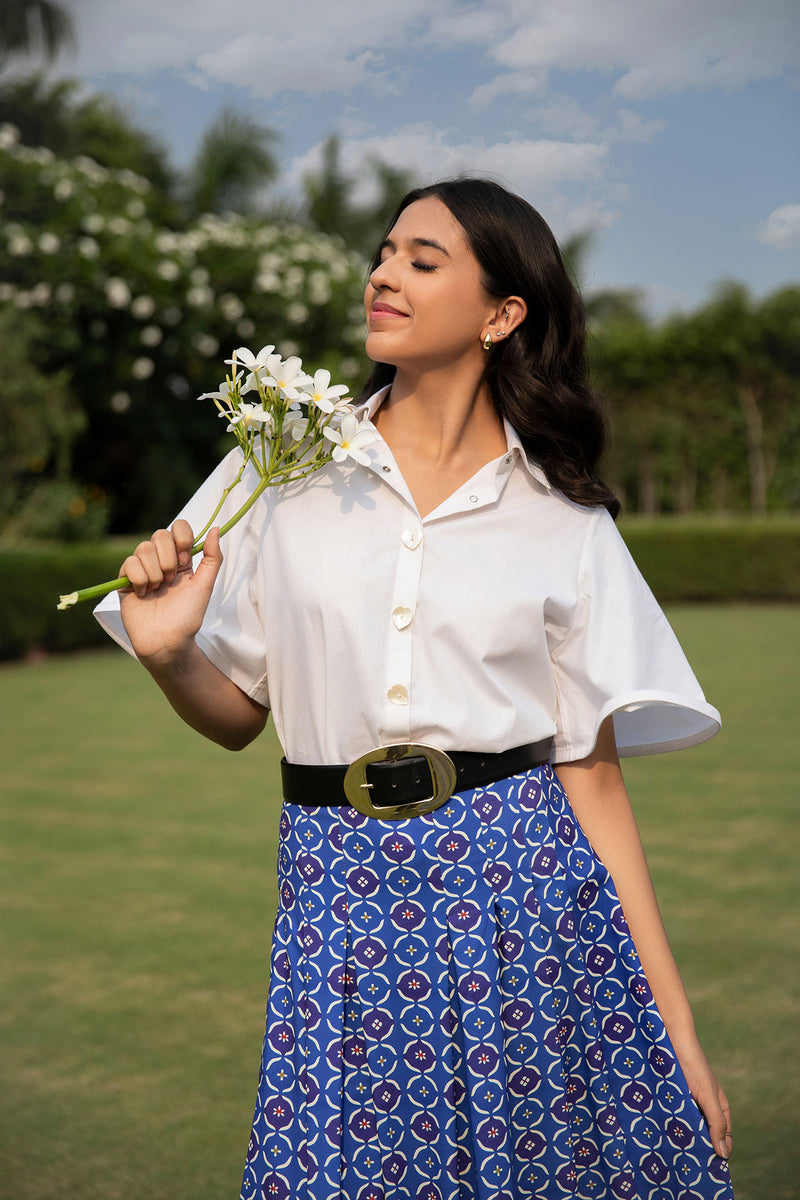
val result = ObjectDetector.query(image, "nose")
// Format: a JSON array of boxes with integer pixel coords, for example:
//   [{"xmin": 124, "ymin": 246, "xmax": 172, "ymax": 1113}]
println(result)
[{"xmin": 368, "ymin": 257, "xmax": 398, "ymax": 291}]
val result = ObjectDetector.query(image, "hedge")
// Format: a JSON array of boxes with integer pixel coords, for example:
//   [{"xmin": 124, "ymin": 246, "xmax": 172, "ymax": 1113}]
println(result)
[{"xmin": 1, "ymin": 518, "xmax": 798, "ymax": 660}]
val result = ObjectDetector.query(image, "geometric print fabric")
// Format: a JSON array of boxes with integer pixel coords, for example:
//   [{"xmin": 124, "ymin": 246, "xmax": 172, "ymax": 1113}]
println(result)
[{"xmin": 240, "ymin": 767, "xmax": 733, "ymax": 1200}]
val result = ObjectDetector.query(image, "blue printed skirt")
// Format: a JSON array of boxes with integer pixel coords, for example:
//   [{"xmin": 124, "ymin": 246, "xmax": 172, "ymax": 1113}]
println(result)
[{"xmin": 240, "ymin": 766, "xmax": 733, "ymax": 1200}]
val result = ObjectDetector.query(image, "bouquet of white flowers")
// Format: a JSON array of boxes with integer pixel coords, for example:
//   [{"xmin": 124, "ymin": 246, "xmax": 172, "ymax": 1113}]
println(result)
[{"xmin": 58, "ymin": 346, "xmax": 376, "ymax": 609}]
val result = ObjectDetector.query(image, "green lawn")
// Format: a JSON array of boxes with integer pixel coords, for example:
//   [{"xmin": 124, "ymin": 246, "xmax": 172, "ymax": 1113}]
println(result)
[{"xmin": 1, "ymin": 605, "xmax": 798, "ymax": 1200}]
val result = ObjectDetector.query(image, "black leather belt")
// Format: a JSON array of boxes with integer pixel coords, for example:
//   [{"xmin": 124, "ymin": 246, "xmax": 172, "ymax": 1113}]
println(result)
[{"xmin": 281, "ymin": 739, "xmax": 553, "ymax": 821}]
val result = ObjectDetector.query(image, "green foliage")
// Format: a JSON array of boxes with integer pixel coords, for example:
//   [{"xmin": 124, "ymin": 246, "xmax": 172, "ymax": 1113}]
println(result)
[
  {"xmin": 182, "ymin": 105, "xmax": 278, "ymax": 219},
  {"xmin": 0, "ymin": 541, "xmax": 133, "ymax": 658},
  {"xmin": 619, "ymin": 517, "xmax": 800, "ymax": 601},
  {"xmin": 0, "ymin": 0, "xmax": 74, "ymax": 66},
  {"xmin": 0, "ymin": 305, "xmax": 93, "ymax": 534},
  {"xmin": 593, "ymin": 285, "xmax": 800, "ymax": 516},
  {"xmin": 0, "ymin": 122, "xmax": 369, "ymax": 531}
]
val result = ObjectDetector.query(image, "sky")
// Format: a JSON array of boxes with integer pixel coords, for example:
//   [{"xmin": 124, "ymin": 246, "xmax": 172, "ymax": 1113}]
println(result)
[{"xmin": 50, "ymin": 0, "xmax": 800, "ymax": 316}]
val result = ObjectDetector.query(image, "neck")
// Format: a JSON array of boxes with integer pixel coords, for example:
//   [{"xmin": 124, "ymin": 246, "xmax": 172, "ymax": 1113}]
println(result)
[{"xmin": 373, "ymin": 360, "xmax": 506, "ymax": 465}]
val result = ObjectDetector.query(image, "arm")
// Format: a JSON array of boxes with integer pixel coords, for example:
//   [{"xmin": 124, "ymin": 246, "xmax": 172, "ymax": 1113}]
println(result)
[
  {"xmin": 555, "ymin": 717, "xmax": 732, "ymax": 1161},
  {"xmin": 118, "ymin": 521, "xmax": 268, "ymax": 751}
]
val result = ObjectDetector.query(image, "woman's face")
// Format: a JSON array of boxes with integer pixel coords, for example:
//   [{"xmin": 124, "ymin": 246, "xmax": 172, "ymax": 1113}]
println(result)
[{"xmin": 364, "ymin": 196, "xmax": 498, "ymax": 371}]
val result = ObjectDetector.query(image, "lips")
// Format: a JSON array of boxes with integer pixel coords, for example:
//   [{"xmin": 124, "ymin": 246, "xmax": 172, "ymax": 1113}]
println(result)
[{"xmin": 370, "ymin": 301, "xmax": 407, "ymax": 318}]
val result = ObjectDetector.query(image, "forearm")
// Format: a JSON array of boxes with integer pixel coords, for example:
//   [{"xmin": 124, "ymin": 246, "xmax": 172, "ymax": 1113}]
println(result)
[{"xmin": 142, "ymin": 638, "xmax": 268, "ymax": 751}]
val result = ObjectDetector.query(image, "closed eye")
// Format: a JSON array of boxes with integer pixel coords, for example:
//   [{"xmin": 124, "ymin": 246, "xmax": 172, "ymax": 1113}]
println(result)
[{"xmin": 411, "ymin": 261, "xmax": 437, "ymax": 272}]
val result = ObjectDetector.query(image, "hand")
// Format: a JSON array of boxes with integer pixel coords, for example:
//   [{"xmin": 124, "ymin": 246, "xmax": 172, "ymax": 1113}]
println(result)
[
  {"xmin": 672, "ymin": 1034, "xmax": 733, "ymax": 1160},
  {"xmin": 118, "ymin": 520, "xmax": 223, "ymax": 664}
]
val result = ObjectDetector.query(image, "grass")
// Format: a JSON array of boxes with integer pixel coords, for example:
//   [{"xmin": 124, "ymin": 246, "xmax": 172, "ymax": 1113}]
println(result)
[{"xmin": 1, "ymin": 605, "xmax": 798, "ymax": 1199}]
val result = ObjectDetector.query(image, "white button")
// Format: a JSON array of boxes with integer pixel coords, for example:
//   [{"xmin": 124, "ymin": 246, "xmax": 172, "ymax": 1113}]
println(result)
[
  {"xmin": 392, "ymin": 606, "xmax": 413, "ymax": 630},
  {"xmin": 402, "ymin": 527, "xmax": 422, "ymax": 549},
  {"xmin": 469, "ymin": 494, "xmax": 479, "ymax": 503},
  {"xmin": 387, "ymin": 684, "xmax": 409, "ymax": 704}
]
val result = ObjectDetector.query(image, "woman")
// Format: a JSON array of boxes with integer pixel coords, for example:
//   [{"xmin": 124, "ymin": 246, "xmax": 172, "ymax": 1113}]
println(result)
[{"xmin": 96, "ymin": 179, "xmax": 734, "ymax": 1199}]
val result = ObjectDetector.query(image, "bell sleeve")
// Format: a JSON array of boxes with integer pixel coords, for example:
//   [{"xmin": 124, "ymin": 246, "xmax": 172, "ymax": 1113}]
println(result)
[
  {"xmin": 93, "ymin": 450, "xmax": 270, "ymax": 709},
  {"xmin": 550, "ymin": 510, "xmax": 720, "ymax": 761}
]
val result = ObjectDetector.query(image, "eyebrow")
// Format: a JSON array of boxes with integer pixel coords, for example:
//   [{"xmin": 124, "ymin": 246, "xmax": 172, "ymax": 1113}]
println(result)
[{"xmin": 379, "ymin": 235, "xmax": 451, "ymax": 257}]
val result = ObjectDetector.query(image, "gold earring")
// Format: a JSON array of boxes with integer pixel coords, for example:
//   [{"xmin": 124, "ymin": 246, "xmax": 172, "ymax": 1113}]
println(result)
[{"xmin": 482, "ymin": 333, "xmax": 492, "ymax": 350}]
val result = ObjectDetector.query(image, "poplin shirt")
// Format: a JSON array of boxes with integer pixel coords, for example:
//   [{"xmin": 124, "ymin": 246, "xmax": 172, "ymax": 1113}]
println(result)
[{"xmin": 95, "ymin": 389, "xmax": 720, "ymax": 766}]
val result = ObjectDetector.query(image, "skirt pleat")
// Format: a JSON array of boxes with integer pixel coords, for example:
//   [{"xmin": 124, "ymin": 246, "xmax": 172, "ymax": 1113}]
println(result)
[{"xmin": 240, "ymin": 766, "xmax": 733, "ymax": 1200}]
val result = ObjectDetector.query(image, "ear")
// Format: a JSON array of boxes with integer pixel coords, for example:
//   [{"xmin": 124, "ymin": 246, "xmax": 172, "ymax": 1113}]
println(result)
[{"xmin": 481, "ymin": 296, "xmax": 527, "ymax": 346}]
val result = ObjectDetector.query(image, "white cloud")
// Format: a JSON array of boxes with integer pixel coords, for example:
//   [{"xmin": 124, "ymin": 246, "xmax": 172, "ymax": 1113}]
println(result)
[
  {"xmin": 196, "ymin": 33, "xmax": 382, "ymax": 98},
  {"xmin": 488, "ymin": 0, "xmax": 800, "ymax": 99},
  {"xmin": 756, "ymin": 204, "xmax": 800, "ymax": 250},
  {"xmin": 286, "ymin": 123, "xmax": 614, "ymax": 234},
  {"xmin": 470, "ymin": 70, "xmax": 547, "ymax": 111},
  {"xmin": 62, "ymin": 0, "xmax": 800, "ymax": 109}
]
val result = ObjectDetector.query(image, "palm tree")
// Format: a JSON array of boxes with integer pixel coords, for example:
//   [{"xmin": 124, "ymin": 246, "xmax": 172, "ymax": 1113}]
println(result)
[
  {"xmin": 183, "ymin": 106, "xmax": 279, "ymax": 219},
  {"xmin": 0, "ymin": 0, "xmax": 74, "ymax": 69},
  {"xmin": 303, "ymin": 135, "xmax": 416, "ymax": 256}
]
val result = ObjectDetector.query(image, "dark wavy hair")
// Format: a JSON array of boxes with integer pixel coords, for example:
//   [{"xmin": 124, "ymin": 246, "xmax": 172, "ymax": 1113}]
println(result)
[{"xmin": 359, "ymin": 178, "xmax": 620, "ymax": 517}]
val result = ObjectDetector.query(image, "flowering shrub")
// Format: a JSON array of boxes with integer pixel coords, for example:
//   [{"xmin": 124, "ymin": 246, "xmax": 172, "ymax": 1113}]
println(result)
[{"xmin": 0, "ymin": 123, "xmax": 370, "ymax": 534}]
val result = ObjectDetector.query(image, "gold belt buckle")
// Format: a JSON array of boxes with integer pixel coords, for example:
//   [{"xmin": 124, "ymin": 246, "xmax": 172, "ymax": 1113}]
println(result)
[{"xmin": 343, "ymin": 743, "xmax": 457, "ymax": 820}]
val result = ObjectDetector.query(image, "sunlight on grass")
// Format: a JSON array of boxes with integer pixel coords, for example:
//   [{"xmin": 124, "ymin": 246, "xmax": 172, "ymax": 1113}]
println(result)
[{"xmin": 1, "ymin": 605, "xmax": 798, "ymax": 1199}]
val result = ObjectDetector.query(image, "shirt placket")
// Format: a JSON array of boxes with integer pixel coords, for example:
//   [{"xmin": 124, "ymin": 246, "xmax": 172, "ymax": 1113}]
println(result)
[{"xmin": 379, "ymin": 517, "xmax": 424, "ymax": 742}]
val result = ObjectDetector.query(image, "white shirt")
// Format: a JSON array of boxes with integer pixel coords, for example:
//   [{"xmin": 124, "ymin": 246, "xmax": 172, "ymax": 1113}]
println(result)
[{"xmin": 95, "ymin": 390, "xmax": 720, "ymax": 765}]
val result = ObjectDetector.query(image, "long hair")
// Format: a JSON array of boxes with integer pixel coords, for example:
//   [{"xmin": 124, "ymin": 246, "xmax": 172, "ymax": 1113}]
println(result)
[{"xmin": 359, "ymin": 178, "xmax": 620, "ymax": 517}]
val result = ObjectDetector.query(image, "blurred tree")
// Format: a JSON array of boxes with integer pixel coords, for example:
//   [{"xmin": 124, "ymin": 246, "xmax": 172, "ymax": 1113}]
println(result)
[
  {"xmin": 0, "ymin": 0, "xmax": 74, "ymax": 69},
  {"xmin": 0, "ymin": 74, "xmax": 178, "ymax": 221},
  {"xmin": 303, "ymin": 134, "xmax": 416, "ymax": 256},
  {"xmin": 182, "ymin": 105, "xmax": 279, "ymax": 219}
]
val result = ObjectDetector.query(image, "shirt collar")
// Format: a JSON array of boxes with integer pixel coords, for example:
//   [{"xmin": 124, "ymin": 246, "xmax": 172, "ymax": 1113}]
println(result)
[{"xmin": 357, "ymin": 387, "xmax": 552, "ymax": 494}]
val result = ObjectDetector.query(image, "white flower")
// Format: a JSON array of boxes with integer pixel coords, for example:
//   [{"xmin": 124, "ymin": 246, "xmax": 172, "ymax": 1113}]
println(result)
[
  {"xmin": 0, "ymin": 282, "xmax": 14, "ymax": 301},
  {"xmin": 226, "ymin": 345, "xmax": 275, "ymax": 377},
  {"xmin": 105, "ymin": 277, "xmax": 131, "ymax": 308},
  {"xmin": 39, "ymin": 232, "xmax": 60, "ymax": 254},
  {"xmin": 263, "ymin": 355, "xmax": 312, "ymax": 401},
  {"xmin": 198, "ymin": 374, "xmax": 243, "ymax": 406},
  {"xmin": 107, "ymin": 216, "xmax": 132, "ymax": 237},
  {"xmin": 30, "ymin": 282, "xmax": 51, "ymax": 306},
  {"xmin": 190, "ymin": 266, "xmax": 210, "ymax": 286},
  {"xmin": 236, "ymin": 317, "xmax": 256, "ymax": 339},
  {"xmin": 8, "ymin": 233, "xmax": 32, "ymax": 256},
  {"xmin": 0, "ymin": 123, "xmax": 20, "ymax": 150},
  {"xmin": 131, "ymin": 356, "xmax": 154, "ymax": 380},
  {"xmin": 192, "ymin": 332, "xmax": 219, "ymax": 357},
  {"xmin": 110, "ymin": 391, "xmax": 131, "ymax": 413},
  {"xmin": 287, "ymin": 302, "xmax": 308, "ymax": 325},
  {"xmin": 82, "ymin": 213, "xmax": 105, "ymax": 235},
  {"xmin": 78, "ymin": 237, "xmax": 99, "ymax": 260},
  {"xmin": 131, "ymin": 295, "xmax": 156, "ymax": 319},
  {"xmin": 323, "ymin": 414, "xmax": 376, "ymax": 466},
  {"xmin": 140, "ymin": 325, "xmax": 163, "ymax": 347},
  {"xmin": 227, "ymin": 403, "xmax": 273, "ymax": 434},
  {"xmin": 157, "ymin": 260, "xmax": 180, "ymax": 281},
  {"xmin": 126, "ymin": 198, "xmax": 146, "ymax": 219},
  {"xmin": 55, "ymin": 282, "xmax": 74, "ymax": 304},
  {"xmin": 219, "ymin": 293, "xmax": 245, "ymax": 322},
  {"xmin": 54, "ymin": 178, "xmax": 74, "ymax": 202},
  {"xmin": 305, "ymin": 368, "xmax": 350, "ymax": 414},
  {"xmin": 187, "ymin": 285, "xmax": 213, "ymax": 308}
]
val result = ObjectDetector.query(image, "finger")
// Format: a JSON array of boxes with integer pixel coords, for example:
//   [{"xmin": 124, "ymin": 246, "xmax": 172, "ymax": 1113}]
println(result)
[
  {"xmin": 171, "ymin": 518, "xmax": 196, "ymax": 566},
  {"xmin": 120, "ymin": 545, "xmax": 162, "ymax": 598},
  {"xmin": 151, "ymin": 528, "xmax": 180, "ymax": 580},
  {"xmin": 189, "ymin": 526, "xmax": 223, "ymax": 597},
  {"xmin": 704, "ymin": 1086, "xmax": 731, "ymax": 1160}
]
